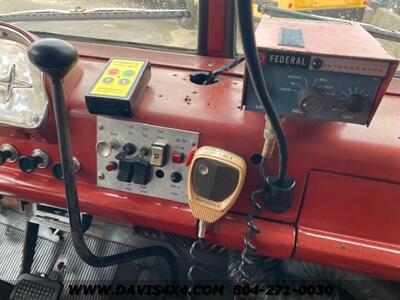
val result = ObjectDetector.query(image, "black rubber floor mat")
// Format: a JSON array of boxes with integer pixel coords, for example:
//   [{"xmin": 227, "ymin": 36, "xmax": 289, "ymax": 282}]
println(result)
[
  {"xmin": 0, "ymin": 222, "xmax": 176, "ymax": 300},
  {"xmin": 109, "ymin": 256, "xmax": 173, "ymax": 300}
]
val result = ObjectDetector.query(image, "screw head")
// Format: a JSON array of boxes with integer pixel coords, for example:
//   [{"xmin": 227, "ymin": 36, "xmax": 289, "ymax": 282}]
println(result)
[
  {"xmin": 98, "ymin": 172, "xmax": 105, "ymax": 180},
  {"xmin": 32, "ymin": 115, "xmax": 40, "ymax": 123},
  {"xmin": 198, "ymin": 163, "xmax": 209, "ymax": 175}
]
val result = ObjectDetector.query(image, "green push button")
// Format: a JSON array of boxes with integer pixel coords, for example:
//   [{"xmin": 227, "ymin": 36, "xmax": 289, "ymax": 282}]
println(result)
[{"xmin": 123, "ymin": 70, "xmax": 135, "ymax": 77}]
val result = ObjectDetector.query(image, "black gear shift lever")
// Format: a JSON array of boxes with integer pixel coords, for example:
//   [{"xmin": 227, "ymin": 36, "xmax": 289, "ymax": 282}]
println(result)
[{"xmin": 27, "ymin": 38, "xmax": 178, "ymax": 273}]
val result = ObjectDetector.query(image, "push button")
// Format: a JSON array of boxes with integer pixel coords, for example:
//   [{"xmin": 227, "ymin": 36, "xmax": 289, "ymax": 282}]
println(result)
[
  {"xmin": 133, "ymin": 160, "xmax": 151, "ymax": 185},
  {"xmin": 171, "ymin": 152, "xmax": 184, "ymax": 164}
]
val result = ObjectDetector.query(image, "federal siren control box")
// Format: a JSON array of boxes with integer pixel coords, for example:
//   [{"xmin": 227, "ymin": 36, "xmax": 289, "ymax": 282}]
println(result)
[
  {"xmin": 243, "ymin": 18, "xmax": 399, "ymax": 125},
  {"xmin": 85, "ymin": 58, "xmax": 151, "ymax": 117}
]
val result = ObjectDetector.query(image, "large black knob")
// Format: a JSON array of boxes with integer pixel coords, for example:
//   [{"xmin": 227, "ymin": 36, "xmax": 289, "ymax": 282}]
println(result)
[
  {"xmin": 346, "ymin": 94, "xmax": 365, "ymax": 114},
  {"xmin": 297, "ymin": 87, "xmax": 322, "ymax": 114},
  {"xmin": 28, "ymin": 38, "xmax": 78, "ymax": 80},
  {"xmin": 18, "ymin": 156, "xmax": 43, "ymax": 173}
]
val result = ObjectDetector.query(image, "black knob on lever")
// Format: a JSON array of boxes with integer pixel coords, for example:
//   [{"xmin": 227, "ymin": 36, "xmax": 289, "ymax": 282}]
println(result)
[
  {"xmin": 27, "ymin": 39, "xmax": 178, "ymax": 270},
  {"xmin": 28, "ymin": 38, "xmax": 78, "ymax": 80},
  {"xmin": 18, "ymin": 156, "xmax": 43, "ymax": 173}
]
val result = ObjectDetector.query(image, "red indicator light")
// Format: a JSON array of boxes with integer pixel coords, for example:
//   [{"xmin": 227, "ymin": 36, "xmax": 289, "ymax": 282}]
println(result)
[{"xmin": 106, "ymin": 161, "xmax": 118, "ymax": 171}]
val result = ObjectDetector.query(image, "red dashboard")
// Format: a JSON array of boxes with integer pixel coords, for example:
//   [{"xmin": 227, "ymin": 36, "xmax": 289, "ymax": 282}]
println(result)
[{"xmin": 0, "ymin": 23, "xmax": 399, "ymax": 281}]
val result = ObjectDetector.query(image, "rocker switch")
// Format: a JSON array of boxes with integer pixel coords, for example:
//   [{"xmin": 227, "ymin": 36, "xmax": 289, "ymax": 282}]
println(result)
[
  {"xmin": 117, "ymin": 159, "xmax": 135, "ymax": 182},
  {"xmin": 133, "ymin": 160, "xmax": 151, "ymax": 185},
  {"xmin": 150, "ymin": 142, "xmax": 167, "ymax": 167}
]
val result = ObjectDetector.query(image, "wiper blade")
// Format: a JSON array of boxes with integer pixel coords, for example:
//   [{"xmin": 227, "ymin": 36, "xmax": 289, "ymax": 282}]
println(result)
[
  {"xmin": 0, "ymin": 8, "xmax": 191, "ymax": 22},
  {"xmin": 260, "ymin": 6, "xmax": 400, "ymax": 43}
]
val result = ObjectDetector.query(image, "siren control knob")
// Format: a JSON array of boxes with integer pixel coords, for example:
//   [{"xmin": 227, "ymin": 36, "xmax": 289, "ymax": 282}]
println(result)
[
  {"xmin": 346, "ymin": 94, "xmax": 365, "ymax": 114},
  {"xmin": 297, "ymin": 87, "xmax": 322, "ymax": 114}
]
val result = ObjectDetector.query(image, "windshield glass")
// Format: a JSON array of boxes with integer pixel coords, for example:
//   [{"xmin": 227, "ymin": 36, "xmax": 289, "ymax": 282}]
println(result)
[
  {"xmin": 239, "ymin": 1, "xmax": 400, "ymax": 72},
  {"xmin": 1, "ymin": 0, "xmax": 198, "ymax": 50}
]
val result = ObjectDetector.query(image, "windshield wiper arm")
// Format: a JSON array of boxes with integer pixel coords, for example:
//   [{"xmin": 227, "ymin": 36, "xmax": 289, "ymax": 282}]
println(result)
[
  {"xmin": 0, "ymin": 8, "xmax": 191, "ymax": 23},
  {"xmin": 260, "ymin": 6, "xmax": 400, "ymax": 43}
]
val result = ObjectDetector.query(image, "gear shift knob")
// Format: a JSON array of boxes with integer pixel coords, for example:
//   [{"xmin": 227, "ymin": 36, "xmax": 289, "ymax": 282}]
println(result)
[{"xmin": 28, "ymin": 38, "xmax": 78, "ymax": 80}]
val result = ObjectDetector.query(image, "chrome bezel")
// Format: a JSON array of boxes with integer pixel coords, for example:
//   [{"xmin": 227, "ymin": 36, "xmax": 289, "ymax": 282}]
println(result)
[{"xmin": 0, "ymin": 25, "xmax": 49, "ymax": 129}]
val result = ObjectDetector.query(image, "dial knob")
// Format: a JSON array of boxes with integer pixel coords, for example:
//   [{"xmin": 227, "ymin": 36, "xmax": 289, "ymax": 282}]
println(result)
[
  {"xmin": 346, "ymin": 94, "xmax": 365, "ymax": 114},
  {"xmin": 297, "ymin": 87, "xmax": 322, "ymax": 114}
]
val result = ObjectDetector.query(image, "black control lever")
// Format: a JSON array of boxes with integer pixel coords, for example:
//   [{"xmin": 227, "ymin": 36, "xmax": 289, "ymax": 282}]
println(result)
[{"xmin": 28, "ymin": 38, "xmax": 178, "ymax": 274}]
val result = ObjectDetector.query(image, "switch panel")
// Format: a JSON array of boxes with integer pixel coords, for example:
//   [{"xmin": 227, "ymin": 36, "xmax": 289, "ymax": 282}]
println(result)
[{"xmin": 97, "ymin": 116, "xmax": 200, "ymax": 203}]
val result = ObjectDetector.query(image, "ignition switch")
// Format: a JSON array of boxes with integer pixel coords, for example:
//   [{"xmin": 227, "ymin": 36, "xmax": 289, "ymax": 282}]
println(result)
[
  {"xmin": 0, "ymin": 144, "xmax": 19, "ymax": 166},
  {"xmin": 18, "ymin": 149, "xmax": 50, "ymax": 173}
]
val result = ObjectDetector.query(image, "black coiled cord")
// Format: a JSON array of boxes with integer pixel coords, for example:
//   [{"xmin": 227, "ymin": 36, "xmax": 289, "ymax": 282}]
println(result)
[{"xmin": 238, "ymin": 158, "xmax": 270, "ymax": 282}]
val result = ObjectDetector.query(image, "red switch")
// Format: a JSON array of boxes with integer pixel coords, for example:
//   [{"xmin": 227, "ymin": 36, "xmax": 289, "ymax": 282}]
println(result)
[
  {"xmin": 106, "ymin": 161, "xmax": 118, "ymax": 171},
  {"xmin": 185, "ymin": 147, "xmax": 197, "ymax": 166},
  {"xmin": 171, "ymin": 152, "xmax": 184, "ymax": 164}
]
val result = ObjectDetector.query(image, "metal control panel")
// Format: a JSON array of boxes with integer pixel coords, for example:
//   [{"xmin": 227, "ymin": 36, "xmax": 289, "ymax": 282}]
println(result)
[
  {"xmin": 243, "ymin": 18, "xmax": 399, "ymax": 125},
  {"xmin": 96, "ymin": 116, "xmax": 199, "ymax": 203},
  {"xmin": 245, "ymin": 61, "xmax": 383, "ymax": 124}
]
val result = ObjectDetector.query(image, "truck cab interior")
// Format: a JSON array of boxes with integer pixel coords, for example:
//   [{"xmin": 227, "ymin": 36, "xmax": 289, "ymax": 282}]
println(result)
[{"xmin": 0, "ymin": 0, "xmax": 399, "ymax": 299}]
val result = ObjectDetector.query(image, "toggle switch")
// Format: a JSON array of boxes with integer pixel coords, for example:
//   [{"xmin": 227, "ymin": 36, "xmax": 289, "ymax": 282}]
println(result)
[
  {"xmin": 150, "ymin": 142, "xmax": 168, "ymax": 167},
  {"xmin": 0, "ymin": 144, "xmax": 18, "ymax": 166}
]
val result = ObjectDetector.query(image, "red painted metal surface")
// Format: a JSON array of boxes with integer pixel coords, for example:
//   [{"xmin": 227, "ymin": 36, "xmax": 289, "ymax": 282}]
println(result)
[
  {"xmin": 206, "ymin": 0, "xmax": 229, "ymax": 57},
  {"xmin": 0, "ymin": 167, "xmax": 294, "ymax": 259},
  {"xmin": 296, "ymin": 171, "xmax": 400, "ymax": 281},
  {"xmin": 0, "ymin": 22, "xmax": 399, "ymax": 280}
]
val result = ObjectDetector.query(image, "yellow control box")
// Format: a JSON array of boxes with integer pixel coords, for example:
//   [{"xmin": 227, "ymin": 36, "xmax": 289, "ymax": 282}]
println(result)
[{"xmin": 85, "ymin": 58, "xmax": 151, "ymax": 117}]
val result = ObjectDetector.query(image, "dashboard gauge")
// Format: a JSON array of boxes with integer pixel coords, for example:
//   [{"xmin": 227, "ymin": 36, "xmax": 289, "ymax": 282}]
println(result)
[{"xmin": 0, "ymin": 25, "xmax": 48, "ymax": 129}]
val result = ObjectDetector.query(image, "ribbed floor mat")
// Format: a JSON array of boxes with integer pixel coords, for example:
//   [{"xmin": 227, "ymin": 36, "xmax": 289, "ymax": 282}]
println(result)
[
  {"xmin": 0, "ymin": 223, "xmax": 172, "ymax": 300},
  {"xmin": 0, "ymin": 223, "xmax": 61, "ymax": 283}
]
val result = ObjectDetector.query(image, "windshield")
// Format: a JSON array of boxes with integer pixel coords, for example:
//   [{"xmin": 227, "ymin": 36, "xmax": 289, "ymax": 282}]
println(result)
[
  {"xmin": 239, "ymin": 1, "xmax": 400, "ymax": 73},
  {"xmin": 1, "ymin": 0, "xmax": 198, "ymax": 50}
]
